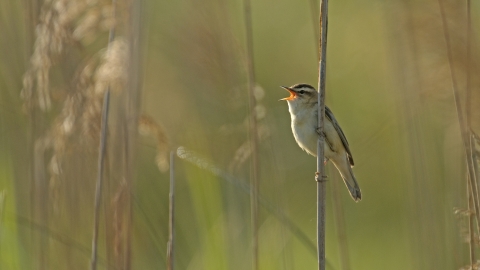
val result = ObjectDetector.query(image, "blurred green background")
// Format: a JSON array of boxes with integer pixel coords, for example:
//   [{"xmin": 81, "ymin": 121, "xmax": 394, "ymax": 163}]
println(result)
[{"xmin": 1, "ymin": 0, "xmax": 480, "ymax": 269}]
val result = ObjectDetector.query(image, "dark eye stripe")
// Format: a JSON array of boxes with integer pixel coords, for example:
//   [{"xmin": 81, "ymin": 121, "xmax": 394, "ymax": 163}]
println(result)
[
  {"xmin": 297, "ymin": 89, "xmax": 315, "ymax": 96},
  {"xmin": 291, "ymin": 83, "xmax": 315, "ymax": 91}
]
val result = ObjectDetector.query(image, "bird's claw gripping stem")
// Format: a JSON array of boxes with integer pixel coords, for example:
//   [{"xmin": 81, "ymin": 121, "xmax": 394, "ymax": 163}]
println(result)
[{"xmin": 315, "ymin": 172, "xmax": 328, "ymax": 182}]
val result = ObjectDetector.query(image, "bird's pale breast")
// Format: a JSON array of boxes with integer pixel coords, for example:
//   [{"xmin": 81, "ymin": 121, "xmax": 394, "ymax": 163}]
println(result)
[{"xmin": 290, "ymin": 109, "xmax": 338, "ymax": 158}]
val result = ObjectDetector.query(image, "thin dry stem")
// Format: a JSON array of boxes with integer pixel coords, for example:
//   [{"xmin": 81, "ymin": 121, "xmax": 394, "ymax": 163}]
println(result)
[
  {"xmin": 90, "ymin": 0, "xmax": 116, "ymax": 268},
  {"xmin": 123, "ymin": 0, "xmax": 143, "ymax": 265},
  {"xmin": 309, "ymin": 0, "xmax": 319, "ymax": 59},
  {"xmin": 437, "ymin": 0, "xmax": 480, "ymax": 233},
  {"xmin": 468, "ymin": 178, "xmax": 475, "ymax": 268},
  {"xmin": 21, "ymin": 0, "xmax": 114, "ymax": 112},
  {"xmin": 310, "ymin": 0, "xmax": 350, "ymax": 268},
  {"xmin": 466, "ymin": 0, "xmax": 472, "ymax": 129},
  {"xmin": 331, "ymin": 175, "xmax": 351, "ymax": 270},
  {"xmin": 90, "ymin": 89, "xmax": 110, "ymax": 270},
  {"xmin": 111, "ymin": 181, "xmax": 127, "ymax": 266},
  {"xmin": 0, "ymin": 191, "xmax": 5, "ymax": 229},
  {"xmin": 242, "ymin": 0, "xmax": 260, "ymax": 268},
  {"xmin": 316, "ymin": 0, "xmax": 328, "ymax": 269},
  {"xmin": 34, "ymin": 135, "xmax": 50, "ymax": 270},
  {"xmin": 167, "ymin": 151, "xmax": 175, "ymax": 270}
]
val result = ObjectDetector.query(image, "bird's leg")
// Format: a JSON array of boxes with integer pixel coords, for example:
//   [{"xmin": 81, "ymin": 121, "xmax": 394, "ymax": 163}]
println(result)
[{"xmin": 315, "ymin": 172, "xmax": 328, "ymax": 182}]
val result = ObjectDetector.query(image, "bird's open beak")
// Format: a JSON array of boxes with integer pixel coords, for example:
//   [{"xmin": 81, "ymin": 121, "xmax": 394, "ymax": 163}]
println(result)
[{"xmin": 279, "ymin": 86, "xmax": 296, "ymax": 101}]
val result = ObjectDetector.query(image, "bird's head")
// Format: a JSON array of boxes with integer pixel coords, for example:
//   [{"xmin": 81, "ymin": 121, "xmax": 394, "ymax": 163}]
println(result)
[{"xmin": 280, "ymin": 84, "xmax": 318, "ymax": 108}]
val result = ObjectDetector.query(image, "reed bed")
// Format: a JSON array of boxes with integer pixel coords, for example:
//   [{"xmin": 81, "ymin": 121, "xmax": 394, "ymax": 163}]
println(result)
[{"xmin": 0, "ymin": 0, "xmax": 479, "ymax": 269}]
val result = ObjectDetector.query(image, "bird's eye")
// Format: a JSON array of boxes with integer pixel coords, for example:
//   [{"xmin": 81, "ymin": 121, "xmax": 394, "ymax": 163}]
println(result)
[{"xmin": 298, "ymin": 90, "xmax": 305, "ymax": 94}]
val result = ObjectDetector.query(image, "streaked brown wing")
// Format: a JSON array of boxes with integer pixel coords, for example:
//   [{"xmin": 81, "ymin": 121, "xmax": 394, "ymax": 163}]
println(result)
[{"xmin": 325, "ymin": 106, "xmax": 354, "ymax": 166}]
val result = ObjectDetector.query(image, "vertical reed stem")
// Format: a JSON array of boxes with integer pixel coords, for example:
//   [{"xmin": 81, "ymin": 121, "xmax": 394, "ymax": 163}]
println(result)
[
  {"xmin": 331, "ymin": 175, "xmax": 351, "ymax": 270},
  {"xmin": 0, "ymin": 191, "xmax": 5, "ymax": 232},
  {"xmin": 309, "ymin": 0, "xmax": 320, "ymax": 58},
  {"xmin": 123, "ymin": 0, "xmax": 142, "ymax": 267},
  {"xmin": 310, "ymin": 1, "xmax": 350, "ymax": 268},
  {"xmin": 25, "ymin": 4, "xmax": 38, "ymax": 260},
  {"xmin": 90, "ymin": 89, "xmax": 110, "ymax": 270},
  {"xmin": 468, "ymin": 176, "xmax": 475, "ymax": 268},
  {"xmin": 167, "ymin": 151, "xmax": 175, "ymax": 270},
  {"xmin": 243, "ymin": 0, "xmax": 260, "ymax": 268},
  {"xmin": 90, "ymin": 1, "xmax": 116, "ymax": 269},
  {"xmin": 316, "ymin": 0, "xmax": 328, "ymax": 270},
  {"xmin": 466, "ymin": 0, "xmax": 472, "ymax": 129}
]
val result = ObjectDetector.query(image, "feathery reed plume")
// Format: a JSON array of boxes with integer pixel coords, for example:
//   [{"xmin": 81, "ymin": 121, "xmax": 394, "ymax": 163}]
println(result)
[
  {"xmin": 43, "ymin": 37, "xmax": 127, "ymax": 214},
  {"xmin": 21, "ymin": 0, "xmax": 122, "ymax": 204},
  {"xmin": 18, "ymin": 0, "xmax": 135, "ymax": 268},
  {"xmin": 21, "ymin": 0, "xmax": 115, "ymax": 112},
  {"xmin": 94, "ymin": 38, "xmax": 127, "ymax": 96},
  {"xmin": 316, "ymin": 0, "xmax": 328, "ymax": 269},
  {"xmin": 242, "ymin": 0, "xmax": 260, "ymax": 267},
  {"xmin": 84, "ymin": 37, "xmax": 127, "ymax": 138},
  {"xmin": 21, "ymin": 0, "xmax": 87, "ymax": 111},
  {"xmin": 21, "ymin": 5, "xmax": 114, "ymax": 261},
  {"xmin": 138, "ymin": 115, "xmax": 170, "ymax": 172}
]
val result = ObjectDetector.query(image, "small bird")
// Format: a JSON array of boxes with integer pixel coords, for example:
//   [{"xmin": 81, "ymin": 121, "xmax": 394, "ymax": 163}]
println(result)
[{"xmin": 280, "ymin": 83, "xmax": 361, "ymax": 202}]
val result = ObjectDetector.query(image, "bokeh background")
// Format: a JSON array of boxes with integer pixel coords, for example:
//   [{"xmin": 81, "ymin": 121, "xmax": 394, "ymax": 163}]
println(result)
[{"xmin": 1, "ymin": 0, "xmax": 480, "ymax": 269}]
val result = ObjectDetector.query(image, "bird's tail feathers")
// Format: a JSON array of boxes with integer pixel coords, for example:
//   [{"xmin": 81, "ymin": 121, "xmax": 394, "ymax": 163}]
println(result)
[
  {"xmin": 344, "ymin": 165, "xmax": 362, "ymax": 202},
  {"xmin": 333, "ymin": 155, "xmax": 362, "ymax": 202}
]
